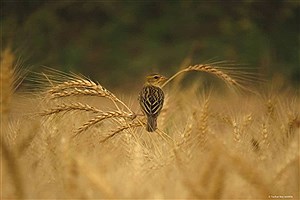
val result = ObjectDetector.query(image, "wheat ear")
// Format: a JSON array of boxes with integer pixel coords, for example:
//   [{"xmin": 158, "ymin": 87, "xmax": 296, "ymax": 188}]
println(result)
[
  {"xmin": 74, "ymin": 111, "xmax": 133, "ymax": 137},
  {"xmin": 42, "ymin": 73, "xmax": 133, "ymax": 113},
  {"xmin": 100, "ymin": 121, "xmax": 144, "ymax": 143},
  {"xmin": 47, "ymin": 79, "xmax": 118, "ymax": 100},
  {"xmin": 162, "ymin": 62, "xmax": 257, "ymax": 91},
  {"xmin": 41, "ymin": 102, "xmax": 102, "ymax": 116}
]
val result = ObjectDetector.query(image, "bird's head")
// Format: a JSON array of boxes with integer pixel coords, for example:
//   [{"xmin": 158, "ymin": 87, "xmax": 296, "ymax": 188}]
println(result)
[{"xmin": 145, "ymin": 73, "xmax": 168, "ymax": 87}]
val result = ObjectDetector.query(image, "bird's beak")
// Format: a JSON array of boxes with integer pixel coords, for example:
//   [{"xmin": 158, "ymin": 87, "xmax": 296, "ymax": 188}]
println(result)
[{"xmin": 161, "ymin": 76, "xmax": 168, "ymax": 82}]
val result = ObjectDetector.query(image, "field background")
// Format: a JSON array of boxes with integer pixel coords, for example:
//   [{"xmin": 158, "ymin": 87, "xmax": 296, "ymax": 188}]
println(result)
[
  {"xmin": 1, "ymin": 1, "xmax": 300, "ymax": 199},
  {"xmin": 2, "ymin": 1, "xmax": 299, "ymax": 89}
]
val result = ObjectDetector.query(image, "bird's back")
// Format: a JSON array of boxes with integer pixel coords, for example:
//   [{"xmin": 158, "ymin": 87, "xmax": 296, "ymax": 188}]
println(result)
[{"xmin": 139, "ymin": 85, "xmax": 164, "ymax": 117}]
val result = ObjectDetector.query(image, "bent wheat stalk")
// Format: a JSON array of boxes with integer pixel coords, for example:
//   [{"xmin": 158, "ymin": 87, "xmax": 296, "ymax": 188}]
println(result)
[
  {"xmin": 162, "ymin": 62, "xmax": 259, "ymax": 92},
  {"xmin": 37, "ymin": 69, "xmax": 140, "ymax": 141},
  {"xmin": 47, "ymin": 80, "xmax": 131, "ymax": 113},
  {"xmin": 35, "ymin": 69, "xmax": 133, "ymax": 114}
]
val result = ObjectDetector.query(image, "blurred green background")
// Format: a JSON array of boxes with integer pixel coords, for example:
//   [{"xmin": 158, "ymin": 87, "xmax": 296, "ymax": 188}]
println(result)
[{"xmin": 2, "ymin": 1, "xmax": 299, "ymax": 89}]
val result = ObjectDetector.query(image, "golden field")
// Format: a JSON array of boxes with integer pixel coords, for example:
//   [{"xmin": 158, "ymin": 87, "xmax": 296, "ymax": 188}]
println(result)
[{"xmin": 1, "ymin": 49, "xmax": 299, "ymax": 199}]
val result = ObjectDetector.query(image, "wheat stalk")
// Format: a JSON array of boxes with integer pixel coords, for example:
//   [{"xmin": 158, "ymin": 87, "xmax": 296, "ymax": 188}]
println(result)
[
  {"xmin": 49, "ymin": 87, "xmax": 113, "ymax": 99},
  {"xmin": 1, "ymin": 47, "xmax": 15, "ymax": 114},
  {"xmin": 45, "ymin": 79, "xmax": 129, "ymax": 112},
  {"xmin": 211, "ymin": 138, "xmax": 270, "ymax": 197},
  {"xmin": 195, "ymin": 97, "xmax": 210, "ymax": 148},
  {"xmin": 49, "ymin": 79, "xmax": 103, "ymax": 92},
  {"xmin": 232, "ymin": 119, "xmax": 241, "ymax": 142},
  {"xmin": 74, "ymin": 156, "xmax": 114, "ymax": 198},
  {"xmin": 34, "ymin": 69, "xmax": 133, "ymax": 114},
  {"xmin": 273, "ymin": 155, "xmax": 299, "ymax": 182},
  {"xmin": 208, "ymin": 165, "xmax": 226, "ymax": 199},
  {"xmin": 227, "ymin": 149, "xmax": 270, "ymax": 197},
  {"xmin": 1, "ymin": 47, "xmax": 26, "ymax": 198},
  {"xmin": 1, "ymin": 137, "xmax": 25, "ymax": 198},
  {"xmin": 41, "ymin": 102, "xmax": 102, "ymax": 116},
  {"xmin": 162, "ymin": 62, "xmax": 259, "ymax": 92},
  {"xmin": 36, "ymin": 69, "xmax": 140, "ymax": 141},
  {"xmin": 100, "ymin": 120, "xmax": 144, "ymax": 143},
  {"xmin": 74, "ymin": 111, "xmax": 134, "ymax": 136},
  {"xmin": 47, "ymin": 79, "xmax": 118, "ymax": 101},
  {"xmin": 260, "ymin": 121, "xmax": 269, "ymax": 147}
]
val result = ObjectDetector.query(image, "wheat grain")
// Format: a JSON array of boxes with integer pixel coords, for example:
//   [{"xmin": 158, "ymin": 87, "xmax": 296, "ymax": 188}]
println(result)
[
  {"xmin": 232, "ymin": 120, "xmax": 241, "ymax": 142},
  {"xmin": 266, "ymin": 98, "xmax": 276, "ymax": 119},
  {"xmin": 261, "ymin": 122, "xmax": 269, "ymax": 147},
  {"xmin": 195, "ymin": 98, "xmax": 210, "ymax": 147}
]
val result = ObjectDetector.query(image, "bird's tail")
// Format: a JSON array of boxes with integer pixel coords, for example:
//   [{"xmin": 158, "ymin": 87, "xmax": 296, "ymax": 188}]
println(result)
[{"xmin": 146, "ymin": 116, "xmax": 157, "ymax": 132}]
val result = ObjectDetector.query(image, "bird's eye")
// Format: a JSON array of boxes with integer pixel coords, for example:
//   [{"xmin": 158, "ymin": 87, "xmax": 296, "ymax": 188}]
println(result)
[{"xmin": 154, "ymin": 75, "xmax": 159, "ymax": 79}]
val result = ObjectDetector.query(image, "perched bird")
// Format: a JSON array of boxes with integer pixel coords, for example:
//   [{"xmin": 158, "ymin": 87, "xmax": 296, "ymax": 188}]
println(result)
[{"xmin": 139, "ymin": 73, "xmax": 167, "ymax": 132}]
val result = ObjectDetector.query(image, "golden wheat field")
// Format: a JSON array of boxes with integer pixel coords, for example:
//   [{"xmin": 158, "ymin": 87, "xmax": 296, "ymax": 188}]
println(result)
[{"xmin": 1, "ymin": 48, "xmax": 299, "ymax": 199}]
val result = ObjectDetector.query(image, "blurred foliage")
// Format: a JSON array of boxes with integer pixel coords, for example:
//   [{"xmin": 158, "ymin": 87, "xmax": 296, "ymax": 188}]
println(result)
[{"xmin": 1, "ymin": 1, "xmax": 299, "ymax": 89}]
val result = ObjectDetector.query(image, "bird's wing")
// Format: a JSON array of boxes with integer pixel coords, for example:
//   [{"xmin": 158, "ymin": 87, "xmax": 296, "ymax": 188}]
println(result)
[{"xmin": 140, "ymin": 86, "xmax": 164, "ymax": 116}]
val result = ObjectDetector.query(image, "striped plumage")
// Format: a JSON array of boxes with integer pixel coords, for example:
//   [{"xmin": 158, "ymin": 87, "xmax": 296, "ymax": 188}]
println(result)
[{"xmin": 139, "ymin": 74, "xmax": 167, "ymax": 132}]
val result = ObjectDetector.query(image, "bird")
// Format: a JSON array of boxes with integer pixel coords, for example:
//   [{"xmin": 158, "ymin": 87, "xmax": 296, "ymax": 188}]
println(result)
[{"xmin": 139, "ymin": 73, "xmax": 167, "ymax": 132}]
